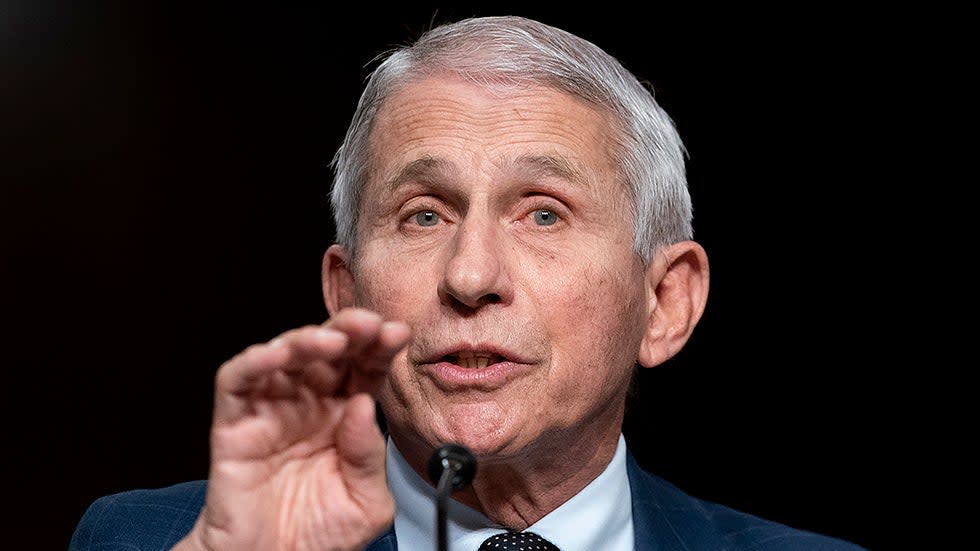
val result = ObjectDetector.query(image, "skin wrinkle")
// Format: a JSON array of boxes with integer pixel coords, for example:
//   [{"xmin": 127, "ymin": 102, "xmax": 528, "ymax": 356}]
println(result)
[
  {"xmin": 384, "ymin": 153, "xmax": 590, "ymax": 201},
  {"xmin": 467, "ymin": 416, "xmax": 621, "ymax": 530},
  {"xmin": 370, "ymin": 158, "xmax": 624, "ymax": 250},
  {"xmin": 340, "ymin": 75, "xmax": 654, "ymax": 528},
  {"xmin": 376, "ymin": 84, "xmax": 611, "ymax": 171},
  {"xmin": 383, "ymin": 157, "xmax": 458, "ymax": 196},
  {"xmin": 129, "ymin": 20, "xmax": 722, "ymax": 551}
]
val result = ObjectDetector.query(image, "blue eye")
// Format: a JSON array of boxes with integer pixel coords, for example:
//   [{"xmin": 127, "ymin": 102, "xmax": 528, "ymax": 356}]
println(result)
[
  {"xmin": 414, "ymin": 210, "xmax": 440, "ymax": 226},
  {"xmin": 533, "ymin": 209, "xmax": 558, "ymax": 226}
]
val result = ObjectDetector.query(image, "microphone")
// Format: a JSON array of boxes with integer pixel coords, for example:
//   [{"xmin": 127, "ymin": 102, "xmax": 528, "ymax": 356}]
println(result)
[{"xmin": 428, "ymin": 443, "xmax": 477, "ymax": 551}]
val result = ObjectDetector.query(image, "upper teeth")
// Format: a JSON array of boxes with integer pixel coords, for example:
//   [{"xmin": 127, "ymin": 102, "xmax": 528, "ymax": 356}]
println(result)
[
  {"xmin": 461, "ymin": 357, "xmax": 492, "ymax": 369},
  {"xmin": 448, "ymin": 352, "xmax": 501, "ymax": 369}
]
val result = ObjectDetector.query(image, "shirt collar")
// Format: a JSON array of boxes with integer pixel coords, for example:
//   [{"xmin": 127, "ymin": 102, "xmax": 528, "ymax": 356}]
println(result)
[{"xmin": 387, "ymin": 435, "xmax": 635, "ymax": 551}]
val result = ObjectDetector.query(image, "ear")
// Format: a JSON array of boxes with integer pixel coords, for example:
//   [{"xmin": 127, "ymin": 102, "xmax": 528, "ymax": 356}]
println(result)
[
  {"xmin": 322, "ymin": 244, "xmax": 356, "ymax": 315},
  {"xmin": 637, "ymin": 240, "xmax": 710, "ymax": 368}
]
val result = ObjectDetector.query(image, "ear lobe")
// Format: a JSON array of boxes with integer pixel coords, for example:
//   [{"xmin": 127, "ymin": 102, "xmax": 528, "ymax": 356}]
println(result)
[
  {"xmin": 637, "ymin": 241, "xmax": 710, "ymax": 368},
  {"xmin": 322, "ymin": 244, "xmax": 356, "ymax": 315}
]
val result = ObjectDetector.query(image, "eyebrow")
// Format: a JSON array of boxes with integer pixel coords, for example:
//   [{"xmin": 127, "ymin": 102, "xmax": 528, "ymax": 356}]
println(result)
[
  {"xmin": 382, "ymin": 153, "xmax": 588, "ymax": 195},
  {"xmin": 510, "ymin": 153, "xmax": 588, "ymax": 189},
  {"xmin": 383, "ymin": 157, "xmax": 458, "ymax": 195}
]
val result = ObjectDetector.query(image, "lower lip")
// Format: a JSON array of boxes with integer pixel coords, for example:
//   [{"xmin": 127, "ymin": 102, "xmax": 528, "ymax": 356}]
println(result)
[{"xmin": 420, "ymin": 361, "xmax": 532, "ymax": 391}]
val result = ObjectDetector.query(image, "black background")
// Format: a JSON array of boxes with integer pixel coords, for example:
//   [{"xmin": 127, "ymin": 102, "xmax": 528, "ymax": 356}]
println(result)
[{"xmin": 3, "ymin": 3, "xmax": 913, "ymax": 549}]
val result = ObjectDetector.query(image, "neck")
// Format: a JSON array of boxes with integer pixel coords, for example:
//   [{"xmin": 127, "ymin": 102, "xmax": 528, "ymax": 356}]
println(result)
[{"xmin": 392, "ymin": 423, "xmax": 624, "ymax": 530}]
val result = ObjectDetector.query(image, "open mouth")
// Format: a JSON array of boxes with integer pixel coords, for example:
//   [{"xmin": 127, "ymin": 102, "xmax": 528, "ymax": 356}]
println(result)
[{"xmin": 443, "ymin": 352, "xmax": 507, "ymax": 369}]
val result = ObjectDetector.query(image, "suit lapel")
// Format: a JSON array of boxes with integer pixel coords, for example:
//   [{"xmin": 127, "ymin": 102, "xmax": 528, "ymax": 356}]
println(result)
[
  {"xmin": 627, "ymin": 452, "xmax": 688, "ymax": 551},
  {"xmin": 370, "ymin": 451, "xmax": 687, "ymax": 551},
  {"xmin": 366, "ymin": 526, "xmax": 398, "ymax": 551}
]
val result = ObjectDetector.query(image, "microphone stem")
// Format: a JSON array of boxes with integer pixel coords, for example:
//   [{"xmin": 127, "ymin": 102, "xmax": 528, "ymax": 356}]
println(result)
[{"xmin": 436, "ymin": 466, "xmax": 453, "ymax": 551}]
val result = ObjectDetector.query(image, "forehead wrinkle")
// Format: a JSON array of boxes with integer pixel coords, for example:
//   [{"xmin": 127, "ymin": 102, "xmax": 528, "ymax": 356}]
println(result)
[
  {"xmin": 508, "ymin": 153, "xmax": 591, "ymax": 190},
  {"xmin": 383, "ymin": 156, "xmax": 460, "ymax": 195},
  {"xmin": 382, "ymin": 153, "xmax": 596, "ymax": 199}
]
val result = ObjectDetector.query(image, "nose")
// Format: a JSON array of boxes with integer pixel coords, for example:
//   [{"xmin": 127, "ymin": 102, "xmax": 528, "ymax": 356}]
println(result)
[{"xmin": 438, "ymin": 214, "xmax": 513, "ymax": 311}]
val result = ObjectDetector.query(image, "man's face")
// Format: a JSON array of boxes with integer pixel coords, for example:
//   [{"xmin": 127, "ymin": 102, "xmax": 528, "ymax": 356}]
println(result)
[{"xmin": 349, "ymin": 75, "xmax": 650, "ymax": 463}]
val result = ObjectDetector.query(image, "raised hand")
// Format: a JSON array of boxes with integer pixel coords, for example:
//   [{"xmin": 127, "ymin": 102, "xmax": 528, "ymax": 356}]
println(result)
[{"xmin": 174, "ymin": 308, "xmax": 410, "ymax": 551}]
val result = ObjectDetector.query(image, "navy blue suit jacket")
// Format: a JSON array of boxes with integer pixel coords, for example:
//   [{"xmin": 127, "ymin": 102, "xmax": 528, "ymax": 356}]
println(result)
[{"xmin": 69, "ymin": 451, "xmax": 866, "ymax": 550}]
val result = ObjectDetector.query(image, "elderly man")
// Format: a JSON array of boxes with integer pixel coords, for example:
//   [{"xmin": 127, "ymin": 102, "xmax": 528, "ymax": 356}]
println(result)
[{"xmin": 70, "ymin": 15, "xmax": 866, "ymax": 551}]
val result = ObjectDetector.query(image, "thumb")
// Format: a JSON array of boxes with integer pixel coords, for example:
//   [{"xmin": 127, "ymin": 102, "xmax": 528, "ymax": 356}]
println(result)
[{"xmin": 336, "ymin": 394, "xmax": 390, "ymax": 499}]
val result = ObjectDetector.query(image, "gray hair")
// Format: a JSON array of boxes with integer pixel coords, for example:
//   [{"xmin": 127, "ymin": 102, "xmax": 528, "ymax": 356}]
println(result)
[{"xmin": 329, "ymin": 15, "xmax": 692, "ymax": 264}]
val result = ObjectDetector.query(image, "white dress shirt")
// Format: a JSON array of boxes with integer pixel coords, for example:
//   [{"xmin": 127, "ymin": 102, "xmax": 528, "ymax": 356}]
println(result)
[{"xmin": 387, "ymin": 434, "xmax": 635, "ymax": 551}]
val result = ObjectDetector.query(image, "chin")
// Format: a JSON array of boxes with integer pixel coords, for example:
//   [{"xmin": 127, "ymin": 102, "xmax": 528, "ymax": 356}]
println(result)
[
  {"xmin": 429, "ymin": 409, "xmax": 524, "ymax": 460},
  {"xmin": 386, "ymin": 396, "xmax": 531, "ymax": 460},
  {"xmin": 438, "ymin": 431, "xmax": 508, "ymax": 458}
]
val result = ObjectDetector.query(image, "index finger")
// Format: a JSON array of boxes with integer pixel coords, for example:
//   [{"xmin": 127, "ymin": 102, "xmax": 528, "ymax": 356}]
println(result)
[{"xmin": 325, "ymin": 308, "xmax": 411, "ymax": 393}]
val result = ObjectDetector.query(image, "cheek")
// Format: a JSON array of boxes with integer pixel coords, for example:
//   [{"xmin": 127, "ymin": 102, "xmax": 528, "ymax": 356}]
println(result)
[
  {"xmin": 539, "ymin": 260, "xmax": 646, "ymax": 389},
  {"xmin": 548, "ymin": 253, "xmax": 645, "ymax": 331},
  {"xmin": 352, "ymin": 270, "xmax": 395, "ymax": 311},
  {"xmin": 351, "ymin": 248, "xmax": 422, "ymax": 313}
]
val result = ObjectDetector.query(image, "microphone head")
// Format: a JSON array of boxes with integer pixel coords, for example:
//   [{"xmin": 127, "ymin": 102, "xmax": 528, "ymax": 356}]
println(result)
[{"xmin": 427, "ymin": 443, "xmax": 478, "ymax": 491}]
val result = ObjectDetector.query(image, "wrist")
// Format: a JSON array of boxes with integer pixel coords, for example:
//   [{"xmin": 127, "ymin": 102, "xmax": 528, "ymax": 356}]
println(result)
[{"xmin": 170, "ymin": 514, "xmax": 214, "ymax": 551}]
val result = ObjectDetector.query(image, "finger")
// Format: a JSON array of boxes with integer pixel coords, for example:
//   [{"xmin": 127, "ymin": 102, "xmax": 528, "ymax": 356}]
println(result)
[
  {"xmin": 335, "ymin": 393, "xmax": 389, "ymax": 499},
  {"xmin": 320, "ymin": 309, "xmax": 410, "ymax": 392},
  {"xmin": 213, "ymin": 330, "xmax": 349, "ymax": 422},
  {"xmin": 217, "ymin": 329, "xmax": 349, "ymax": 395},
  {"xmin": 213, "ymin": 312, "xmax": 409, "ymax": 419},
  {"xmin": 324, "ymin": 308, "xmax": 386, "ymax": 356},
  {"xmin": 345, "ymin": 321, "xmax": 411, "ymax": 394},
  {"xmin": 282, "ymin": 320, "xmax": 407, "ymax": 395},
  {"xmin": 378, "ymin": 321, "xmax": 412, "ymax": 355},
  {"xmin": 271, "ymin": 324, "xmax": 354, "ymax": 365},
  {"xmin": 327, "ymin": 309, "xmax": 409, "ymax": 366}
]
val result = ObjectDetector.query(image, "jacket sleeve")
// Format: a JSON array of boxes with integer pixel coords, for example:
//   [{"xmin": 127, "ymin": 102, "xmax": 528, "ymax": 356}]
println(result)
[{"xmin": 69, "ymin": 481, "xmax": 206, "ymax": 551}]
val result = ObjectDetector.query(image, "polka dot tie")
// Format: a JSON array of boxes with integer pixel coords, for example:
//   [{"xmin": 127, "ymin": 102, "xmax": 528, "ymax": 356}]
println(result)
[{"xmin": 478, "ymin": 531, "xmax": 560, "ymax": 550}]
